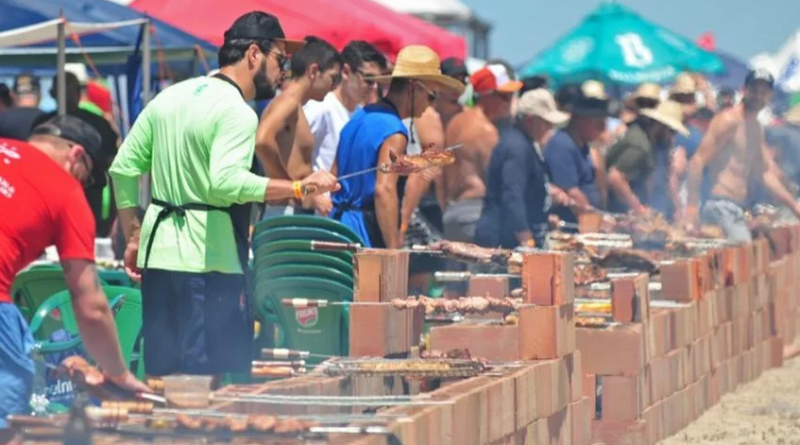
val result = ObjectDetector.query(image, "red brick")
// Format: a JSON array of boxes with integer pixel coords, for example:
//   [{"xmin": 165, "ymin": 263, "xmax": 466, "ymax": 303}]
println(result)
[
  {"xmin": 349, "ymin": 305, "xmax": 409, "ymax": 356},
  {"xmin": 553, "ymin": 357, "xmax": 572, "ymax": 414},
  {"xmin": 519, "ymin": 304, "xmax": 575, "ymax": 359},
  {"xmin": 611, "ymin": 273, "xmax": 650, "ymax": 323},
  {"xmin": 583, "ymin": 374, "xmax": 597, "ymax": 418},
  {"xmin": 770, "ymin": 336, "xmax": 784, "ymax": 368},
  {"xmin": 566, "ymin": 351, "xmax": 584, "ymax": 403},
  {"xmin": 430, "ymin": 324, "xmax": 520, "ymax": 361},
  {"xmin": 723, "ymin": 246, "xmax": 746, "ymax": 286},
  {"xmin": 353, "ymin": 249, "xmax": 409, "ymax": 302},
  {"xmin": 468, "ymin": 275, "xmax": 509, "ymax": 299},
  {"xmin": 661, "ymin": 259, "xmax": 700, "ymax": 302},
  {"xmin": 642, "ymin": 401, "xmax": 663, "ymax": 444},
  {"xmin": 484, "ymin": 377, "xmax": 516, "ymax": 442},
  {"xmin": 715, "ymin": 287, "xmax": 732, "ymax": 324},
  {"xmin": 649, "ymin": 309, "xmax": 671, "ymax": 358},
  {"xmin": 520, "ymin": 252, "xmax": 574, "ymax": 305},
  {"xmin": 548, "ymin": 405, "xmax": 572, "ymax": 445},
  {"xmin": 571, "ymin": 398, "xmax": 590, "ymax": 445},
  {"xmin": 648, "ymin": 357, "xmax": 668, "ymax": 403},
  {"xmin": 706, "ymin": 248, "xmax": 727, "ymax": 290},
  {"xmin": 534, "ymin": 360, "xmax": 556, "ymax": 418},
  {"xmin": 577, "ymin": 324, "xmax": 646, "ymax": 376},
  {"xmin": 591, "ymin": 419, "xmax": 649, "ymax": 445},
  {"xmin": 512, "ymin": 364, "xmax": 538, "ymax": 429},
  {"xmin": 601, "ymin": 375, "xmax": 644, "ymax": 421}
]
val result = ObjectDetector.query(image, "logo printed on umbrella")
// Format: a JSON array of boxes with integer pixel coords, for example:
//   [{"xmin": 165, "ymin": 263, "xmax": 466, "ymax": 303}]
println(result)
[
  {"xmin": 562, "ymin": 37, "xmax": 594, "ymax": 64},
  {"xmin": 295, "ymin": 307, "xmax": 319, "ymax": 327},
  {"xmin": 616, "ymin": 33, "xmax": 653, "ymax": 68}
]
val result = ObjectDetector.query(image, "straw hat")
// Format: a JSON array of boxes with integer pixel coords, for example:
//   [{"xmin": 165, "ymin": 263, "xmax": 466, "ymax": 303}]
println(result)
[
  {"xmin": 640, "ymin": 100, "xmax": 689, "ymax": 136},
  {"xmin": 670, "ymin": 73, "xmax": 697, "ymax": 95},
  {"xmin": 371, "ymin": 46, "xmax": 466, "ymax": 94},
  {"xmin": 629, "ymin": 83, "xmax": 662, "ymax": 101}
]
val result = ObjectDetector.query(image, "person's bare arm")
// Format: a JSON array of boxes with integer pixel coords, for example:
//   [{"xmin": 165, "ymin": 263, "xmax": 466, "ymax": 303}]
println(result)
[
  {"xmin": 607, "ymin": 168, "xmax": 646, "ymax": 213},
  {"xmin": 375, "ymin": 134, "xmax": 408, "ymax": 249},
  {"xmin": 401, "ymin": 108, "xmax": 445, "ymax": 232},
  {"xmin": 670, "ymin": 147, "xmax": 687, "ymax": 220},
  {"xmin": 686, "ymin": 112, "xmax": 737, "ymax": 213},
  {"xmin": 60, "ymin": 259, "xmax": 148, "ymax": 393},
  {"xmin": 591, "ymin": 147, "xmax": 608, "ymax": 209},
  {"xmin": 760, "ymin": 141, "xmax": 800, "ymax": 217},
  {"xmin": 255, "ymin": 97, "xmax": 298, "ymax": 170}
]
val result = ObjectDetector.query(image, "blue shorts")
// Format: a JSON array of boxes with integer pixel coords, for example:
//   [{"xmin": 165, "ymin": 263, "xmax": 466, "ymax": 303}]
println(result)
[
  {"xmin": 0, "ymin": 303, "xmax": 35, "ymax": 428},
  {"xmin": 141, "ymin": 269, "xmax": 253, "ymax": 376}
]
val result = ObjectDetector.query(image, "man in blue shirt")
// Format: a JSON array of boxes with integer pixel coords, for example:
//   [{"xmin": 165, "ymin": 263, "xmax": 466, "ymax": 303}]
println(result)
[
  {"xmin": 330, "ymin": 46, "xmax": 464, "ymax": 248},
  {"xmin": 475, "ymin": 89, "xmax": 569, "ymax": 248},
  {"xmin": 544, "ymin": 82, "xmax": 609, "ymax": 225}
]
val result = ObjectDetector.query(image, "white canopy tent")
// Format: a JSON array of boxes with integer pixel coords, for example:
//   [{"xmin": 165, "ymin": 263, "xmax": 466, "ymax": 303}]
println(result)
[
  {"xmin": 367, "ymin": 0, "xmax": 491, "ymax": 59},
  {"xmin": 0, "ymin": 16, "xmax": 152, "ymax": 116},
  {"xmin": 369, "ymin": 0, "xmax": 471, "ymax": 20},
  {"xmin": 749, "ymin": 30, "xmax": 800, "ymax": 92}
]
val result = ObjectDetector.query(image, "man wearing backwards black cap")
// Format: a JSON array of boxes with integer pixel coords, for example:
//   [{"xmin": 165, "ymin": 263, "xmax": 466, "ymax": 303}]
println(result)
[
  {"xmin": 110, "ymin": 12, "xmax": 339, "ymax": 376},
  {"xmin": 685, "ymin": 69, "xmax": 800, "ymax": 242},
  {"xmin": 0, "ymin": 116, "xmax": 149, "ymax": 434}
]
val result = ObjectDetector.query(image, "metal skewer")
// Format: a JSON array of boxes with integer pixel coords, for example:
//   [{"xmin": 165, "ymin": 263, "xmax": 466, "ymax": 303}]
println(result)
[
  {"xmin": 336, "ymin": 143, "xmax": 464, "ymax": 181},
  {"xmin": 433, "ymin": 271, "xmax": 519, "ymax": 282}
]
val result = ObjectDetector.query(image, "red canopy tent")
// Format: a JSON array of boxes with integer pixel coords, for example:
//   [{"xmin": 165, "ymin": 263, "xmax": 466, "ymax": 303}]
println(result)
[{"xmin": 130, "ymin": 0, "xmax": 466, "ymax": 60}]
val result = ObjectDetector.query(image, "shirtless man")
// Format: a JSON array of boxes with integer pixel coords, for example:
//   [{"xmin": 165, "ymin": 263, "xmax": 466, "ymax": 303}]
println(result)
[
  {"xmin": 442, "ymin": 64, "xmax": 522, "ymax": 242},
  {"xmin": 685, "ymin": 69, "xmax": 800, "ymax": 242},
  {"xmin": 256, "ymin": 36, "xmax": 342, "ymax": 217}
]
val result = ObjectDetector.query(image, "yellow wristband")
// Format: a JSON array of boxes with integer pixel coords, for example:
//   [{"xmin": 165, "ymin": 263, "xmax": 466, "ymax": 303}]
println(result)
[{"xmin": 292, "ymin": 181, "xmax": 304, "ymax": 200}]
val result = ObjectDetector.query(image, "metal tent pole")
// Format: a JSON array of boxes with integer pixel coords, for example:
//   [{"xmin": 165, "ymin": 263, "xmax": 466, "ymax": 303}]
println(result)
[{"xmin": 56, "ymin": 13, "xmax": 66, "ymax": 116}]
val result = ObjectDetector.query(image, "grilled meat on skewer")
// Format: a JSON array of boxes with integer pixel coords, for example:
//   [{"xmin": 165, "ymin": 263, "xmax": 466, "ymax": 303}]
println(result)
[
  {"xmin": 428, "ymin": 240, "xmax": 512, "ymax": 266},
  {"xmin": 175, "ymin": 414, "xmax": 204, "ymax": 430},
  {"xmin": 593, "ymin": 249, "xmax": 659, "ymax": 274},
  {"xmin": 248, "ymin": 415, "xmax": 277, "ymax": 433},
  {"xmin": 384, "ymin": 149, "xmax": 456, "ymax": 175},
  {"xmin": 574, "ymin": 264, "xmax": 608, "ymax": 286},
  {"xmin": 224, "ymin": 416, "xmax": 250, "ymax": 433}
]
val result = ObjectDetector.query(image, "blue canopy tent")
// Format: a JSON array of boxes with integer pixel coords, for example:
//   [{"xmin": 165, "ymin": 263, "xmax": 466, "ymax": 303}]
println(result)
[{"xmin": 0, "ymin": 0, "xmax": 216, "ymax": 71}]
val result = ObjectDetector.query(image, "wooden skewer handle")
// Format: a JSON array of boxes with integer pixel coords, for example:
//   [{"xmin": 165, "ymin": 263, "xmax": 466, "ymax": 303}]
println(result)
[
  {"xmin": 261, "ymin": 348, "xmax": 310, "ymax": 360},
  {"xmin": 310, "ymin": 240, "xmax": 361, "ymax": 252},
  {"xmin": 281, "ymin": 298, "xmax": 328, "ymax": 308},
  {"xmin": 251, "ymin": 366, "xmax": 295, "ymax": 378}
]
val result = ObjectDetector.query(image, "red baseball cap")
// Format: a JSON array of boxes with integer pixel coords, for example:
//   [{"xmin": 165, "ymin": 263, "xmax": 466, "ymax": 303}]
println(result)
[
  {"xmin": 86, "ymin": 81, "xmax": 113, "ymax": 114},
  {"xmin": 470, "ymin": 64, "xmax": 523, "ymax": 94}
]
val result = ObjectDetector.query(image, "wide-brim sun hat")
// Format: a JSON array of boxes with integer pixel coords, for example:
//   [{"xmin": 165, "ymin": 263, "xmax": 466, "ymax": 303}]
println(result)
[
  {"xmin": 639, "ymin": 100, "xmax": 690, "ymax": 136},
  {"xmin": 370, "ymin": 45, "xmax": 466, "ymax": 94}
]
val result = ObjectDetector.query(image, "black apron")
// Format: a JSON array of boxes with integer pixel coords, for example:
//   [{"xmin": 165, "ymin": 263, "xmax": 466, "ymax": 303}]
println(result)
[{"xmin": 141, "ymin": 73, "xmax": 254, "ymax": 299}]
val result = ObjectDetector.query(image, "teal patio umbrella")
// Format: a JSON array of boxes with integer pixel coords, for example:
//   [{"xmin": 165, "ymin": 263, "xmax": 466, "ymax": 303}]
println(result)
[{"xmin": 519, "ymin": 2, "xmax": 723, "ymax": 87}]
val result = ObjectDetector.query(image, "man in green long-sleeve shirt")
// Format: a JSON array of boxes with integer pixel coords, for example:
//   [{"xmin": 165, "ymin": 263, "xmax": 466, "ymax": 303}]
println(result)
[{"xmin": 110, "ymin": 12, "xmax": 339, "ymax": 376}]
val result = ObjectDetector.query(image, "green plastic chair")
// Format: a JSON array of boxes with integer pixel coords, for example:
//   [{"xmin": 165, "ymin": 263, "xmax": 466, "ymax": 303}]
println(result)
[
  {"xmin": 252, "ymin": 227, "xmax": 354, "ymax": 252},
  {"xmin": 28, "ymin": 286, "xmax": 144, "ymax": 373},
  {"xmin": 253, "ymin": 276, "xmax": 352, "ymax": 360},
  {"xmin": 255, "ymin": 215, "xmax": 362, "ymax": 243},
  {"xmin": 256, "ymin": 264, "xmax": 354, "ymax": 288},
  {"xmin": 254, "ymin": 251, "xmax": 353, "ymax": 274},
  {"xmin": 11, "ymin": 269, "xmax": 108, "ymax": 321},
  {"xmin": 98, "ymin": 269, "xmax": 133, "ymax": 288},
  {"xmin": 253, "ymin": 240, "xmax": 354, "ymax": 263}
]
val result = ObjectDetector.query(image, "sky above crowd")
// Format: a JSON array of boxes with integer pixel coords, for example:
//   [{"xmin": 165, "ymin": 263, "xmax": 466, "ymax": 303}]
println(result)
[{"xmin": 461, "ymin": 0, "xmax": 800, "ymax": 67}]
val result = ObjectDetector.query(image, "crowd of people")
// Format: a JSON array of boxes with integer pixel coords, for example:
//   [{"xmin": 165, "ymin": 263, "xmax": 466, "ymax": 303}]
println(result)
[{"xmin": 4, "ymin": 7, "xmax": 800, "ymax": 436}]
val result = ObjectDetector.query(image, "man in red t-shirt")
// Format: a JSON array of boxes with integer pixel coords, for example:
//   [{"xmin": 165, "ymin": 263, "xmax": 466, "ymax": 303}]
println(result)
[{"xmin": 0, "ymin": 116, "xmax": 148, "ymax": 437}]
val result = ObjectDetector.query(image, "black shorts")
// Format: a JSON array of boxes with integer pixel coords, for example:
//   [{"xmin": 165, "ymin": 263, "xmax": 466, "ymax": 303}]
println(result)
[{"xmin": 141, "ymin": 269, "xmax": 253, "ymax": 376}]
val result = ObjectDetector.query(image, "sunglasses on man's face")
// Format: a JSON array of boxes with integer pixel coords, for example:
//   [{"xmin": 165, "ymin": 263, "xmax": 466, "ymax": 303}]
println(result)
[
  {"xmin": 416, "ymin": 82, "xmax": 438, "ymax": 102},
  {"xmin": 356, "ymin": 70, "xmax": 377, "ymax": 87}
]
